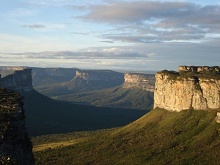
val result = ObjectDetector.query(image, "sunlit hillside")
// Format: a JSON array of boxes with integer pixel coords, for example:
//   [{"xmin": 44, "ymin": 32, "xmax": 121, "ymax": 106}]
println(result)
[{"xmin": 33, "ymin": 109, "xmax": 220, "ymax": 165}]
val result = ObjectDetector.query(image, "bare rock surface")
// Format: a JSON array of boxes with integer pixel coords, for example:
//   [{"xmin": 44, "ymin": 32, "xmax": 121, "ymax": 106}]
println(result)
[
  {"xmin": 154, "ymin": 66, "xmax": 220, "ymax": 111},
  {"xmin": 123, "ymin": 73, "xmax": 155, "ymax": 92}
]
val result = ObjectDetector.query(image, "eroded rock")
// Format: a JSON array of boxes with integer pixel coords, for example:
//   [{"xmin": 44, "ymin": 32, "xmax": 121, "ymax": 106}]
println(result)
[
  {"xmin": 122, "ymin": 73, "xmax": 155, "ymax": 92},
  {"xmin": 154, "ymin": 66, "xmax": 220, "ymax": 111}
]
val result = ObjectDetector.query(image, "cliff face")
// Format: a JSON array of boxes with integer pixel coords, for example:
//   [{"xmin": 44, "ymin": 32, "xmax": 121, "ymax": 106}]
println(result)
[
  {"xmin": 0, "ymin": 88, "xmax": 35, "ymax": 164},
  {"xmin": 154, "ymin": 67, "xmax": 220, "ymax": 112},
  {"xmin": 122, "ymin": 73, "xmax": 155, "ymax": 92},
  {"xmin": 0, "ymin": 68, "xmax": 33, "ymax": 92}
]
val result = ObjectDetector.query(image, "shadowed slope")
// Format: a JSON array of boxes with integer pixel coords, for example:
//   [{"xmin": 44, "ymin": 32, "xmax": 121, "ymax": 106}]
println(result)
[{"xmin": 22, "ymin": 90, "xmax": 147, "ymax": 136}]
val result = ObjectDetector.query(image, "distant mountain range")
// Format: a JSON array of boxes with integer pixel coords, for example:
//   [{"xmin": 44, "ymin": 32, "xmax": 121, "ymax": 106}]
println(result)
[
  {"xmin": 0, "ymin": 66, "xmax": 148, "ymax": 136},
  {"xmin": 30, "ymin": 67, "xmax": 155, "ymax": 110},
  {"xmin": 34, "ymin": 69, "xmax": 124, "ymax": 96},
  {"xmin": 2, "ymin": 65, "xmax": 220, "ymax": 164},
  {"xmin": 0, "ymin": 66, "xmax": 155, "ymax": 136}
]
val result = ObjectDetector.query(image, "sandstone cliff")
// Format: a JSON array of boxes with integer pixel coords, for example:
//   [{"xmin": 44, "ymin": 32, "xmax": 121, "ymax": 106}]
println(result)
[
  {"xmin": 0, "ymin": 68, "xmax": 33, "ymax": 92},
  {"xmin": 122, "ymin": 73, "xmax": 155, "ymax": 92},
  {"xmin": 154, "ymin": 67, "xmax": 220, "ymax": 111},
  {"xmin": 0, "ymin": 88, "xmax": 35, "ymax": 164}
]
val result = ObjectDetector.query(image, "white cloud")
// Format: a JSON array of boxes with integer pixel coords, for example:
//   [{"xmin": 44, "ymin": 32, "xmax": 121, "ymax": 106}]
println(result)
[{"xmin": 1, "ymin": 47, "xmax": 149, "ymax": 60}]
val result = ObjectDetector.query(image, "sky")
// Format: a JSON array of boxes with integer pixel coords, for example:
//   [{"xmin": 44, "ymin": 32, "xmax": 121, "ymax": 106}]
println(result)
[{"xmin": 0, "ymin": 0, "xmax": 220, "ymax": 71}]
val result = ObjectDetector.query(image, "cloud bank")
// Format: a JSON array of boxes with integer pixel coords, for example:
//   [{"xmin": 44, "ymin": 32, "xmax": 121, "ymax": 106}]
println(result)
[
  {"xmin": 78, "ymin": 1, "xmax": 220, "ymax": 43},
  {"xmin": 1, "ymin": 47, "xmax": 148, "ymax": 60}
]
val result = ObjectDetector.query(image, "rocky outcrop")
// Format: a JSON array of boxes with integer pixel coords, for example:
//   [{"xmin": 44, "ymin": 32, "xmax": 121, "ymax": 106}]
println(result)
[
  {"xmin": 122, "ymin": 73, "xmax": 155, "ymax": 92},
  {"xmin": 178, "ymin": 66, "xmax": 220, "ymax": 72},
  {"xmin": 0, "ymin": 88, "xmax": 35, "ymax": 164},
  {"xmin": 0, "ymin": 68, "xmax": 33, "ymax": 92},
  {"xmin": 215, "ymin": 112, "xmax": 220, "ymax": 123},
  {"xmin": 154, "ymin": 67, "xmax": 220, "ymax": 112}
]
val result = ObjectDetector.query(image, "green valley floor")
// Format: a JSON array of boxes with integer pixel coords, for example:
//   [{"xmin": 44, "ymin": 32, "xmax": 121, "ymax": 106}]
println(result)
[{"xmin": 32, "ymin": 109, "xmax": 220, "ymax": 165}]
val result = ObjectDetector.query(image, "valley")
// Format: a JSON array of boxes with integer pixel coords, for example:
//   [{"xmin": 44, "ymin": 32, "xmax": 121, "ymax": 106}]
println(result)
[
  {"xmin": 54, "ymin": 86, "xmax": 154, "ymax": 110},
  {"xmin": 32, "ymin": 68, "xmax": 154, "ymax": 110},
  {"xmin": 0, "ymin": 65, "xmax": 220, "ymax": 165},
  {"xmin": 23, "ymin": 89, "xmax": 147, "ymax": 136},
  {"xmin": 0, "ymin": 67, "xmax": 151, "ymax": 136},
  {"xmin": 2, "ymin": 1, "xmax": 220, "ymax": 164},
  {"xmin": 33, "ymin": 109, "xmax": 220, "ymax": 165}
]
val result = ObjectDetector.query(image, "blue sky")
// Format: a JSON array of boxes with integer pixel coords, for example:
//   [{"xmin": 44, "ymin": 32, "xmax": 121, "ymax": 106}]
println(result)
[{"xmin": 0, "ymin": 0, "xmax": 220, "ymax": 71}]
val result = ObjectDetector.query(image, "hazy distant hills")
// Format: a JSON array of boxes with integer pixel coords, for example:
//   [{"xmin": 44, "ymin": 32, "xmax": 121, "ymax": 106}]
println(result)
[
  {"xmin": 34, "ymin": 69, "xmax": 124, "ymax": 97},
  {"xmin": 55, "ymin": 86, "xmax": 154, "ymax": 110},
  {"xmin": 0, "ymin": 66, "xmax": 147, "ymax": 136},
  {"xmin": 31, "ymin": 68, "xmax": 155, "ymax": 110},
  {"xmin": 22, "ymin": 90, "xmax": 147, "ymax": 136},
  {"xmin": 32, "ymin": 67, "xmax": 79, "ymax": 87}
]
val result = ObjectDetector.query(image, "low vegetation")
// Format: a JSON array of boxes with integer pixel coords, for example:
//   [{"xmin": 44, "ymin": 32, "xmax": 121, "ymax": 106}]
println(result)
[
  {"xmin": 158, "ymin": 69, "xmax": 220, "ymax": 80},
  {"xmin": 33, "ymin": 109, "xmax": 220, "ymax": 165}
]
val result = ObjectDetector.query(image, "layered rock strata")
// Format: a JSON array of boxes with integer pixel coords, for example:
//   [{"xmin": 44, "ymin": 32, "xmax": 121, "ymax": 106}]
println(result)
[
  {"xmin": 122, "ymin": 73, "xmax": 155, "ymax": 92},
  {"xmin": 0, "ymin": 88, "xmax": 35, "ymax": 164},
  {"xmin": 154, "ymin": 67, "xmax": 220, "ymax": 112}
]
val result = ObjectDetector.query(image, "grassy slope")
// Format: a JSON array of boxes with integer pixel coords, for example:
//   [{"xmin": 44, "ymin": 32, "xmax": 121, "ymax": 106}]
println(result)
[
  {"xmin": 34, "ymin": 82, "xmax": 70, "ymax": 97},
  {"xmin": 54, "ymin": 86, "xmax": 154, "ymax": 110},
  {"xmin": 33, "ymin": 109, "xmax": 220, "ymax": 165},
  {"xmin": 22, "ymin": 90, "xmax": 147, "ymax": 136}
]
